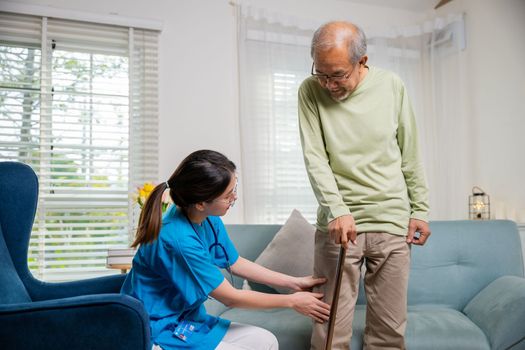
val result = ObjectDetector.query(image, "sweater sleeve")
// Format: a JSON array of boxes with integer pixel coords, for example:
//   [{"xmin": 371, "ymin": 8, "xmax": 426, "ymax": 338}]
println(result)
[
  {"xmin": 298, "ymin": 82, "xmax": 350, "ymax": 222},
  {"xmin": 396, "ymin": 82, "xmax": 430, "ymax": 222}
]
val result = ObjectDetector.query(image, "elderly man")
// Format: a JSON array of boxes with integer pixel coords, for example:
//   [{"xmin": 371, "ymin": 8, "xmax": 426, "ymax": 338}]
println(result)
[{"xmin": 298, "ymin": 21, "xmax": 430, "ymax": 349}]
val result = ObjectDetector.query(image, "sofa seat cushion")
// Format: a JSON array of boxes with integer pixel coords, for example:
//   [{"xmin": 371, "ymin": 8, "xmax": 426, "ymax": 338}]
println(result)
[
  {"xmin": 220, "ymin": 307, "xmax": 312, "ymax": 350},
  {"xmin": 219, "ymin": 305, "xmax": 491, "ymax": 350},
  {"xmin": 352, "ymin": 305, "xmax": 490, "ymax": 350}
]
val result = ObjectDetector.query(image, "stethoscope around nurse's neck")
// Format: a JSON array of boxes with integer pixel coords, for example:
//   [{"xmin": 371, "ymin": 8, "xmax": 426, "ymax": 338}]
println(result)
[{"xmin": 184, "ymin": 213, "xmax": 235, "ymax": 288}]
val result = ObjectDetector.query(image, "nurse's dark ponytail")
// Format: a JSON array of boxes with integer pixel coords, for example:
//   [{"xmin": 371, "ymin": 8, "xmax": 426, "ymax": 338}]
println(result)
[{"xmin": 131, "ymin": 150, "xmax": 236, "ymax": 247}]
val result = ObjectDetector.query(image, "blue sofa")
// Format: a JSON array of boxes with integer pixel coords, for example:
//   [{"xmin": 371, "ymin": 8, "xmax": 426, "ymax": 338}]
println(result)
[{"xmin": 207, "ymin": 221, "xmax": 525, "ymax": 350}]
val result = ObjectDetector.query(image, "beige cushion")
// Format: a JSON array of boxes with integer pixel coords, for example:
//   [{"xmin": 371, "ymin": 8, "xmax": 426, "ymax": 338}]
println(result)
[{"xmin": 249, "ymin": 209, "xmax": 316, "ymax": 294}]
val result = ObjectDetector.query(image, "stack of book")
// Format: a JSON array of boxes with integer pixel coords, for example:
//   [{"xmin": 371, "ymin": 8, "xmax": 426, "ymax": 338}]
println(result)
[{"xmin": 106, "ymin": 247, "xmax": 136, "ymax": 271}]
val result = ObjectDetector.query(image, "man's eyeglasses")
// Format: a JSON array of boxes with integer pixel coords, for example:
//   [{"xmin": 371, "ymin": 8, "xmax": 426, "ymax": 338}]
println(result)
[
  {"xmin": 213, "ymin": 178, "xmax": 238, "ymax": 206},
  {"xmin": 311, "ymin": 62, "xmax": 355, "ymax": 84}
]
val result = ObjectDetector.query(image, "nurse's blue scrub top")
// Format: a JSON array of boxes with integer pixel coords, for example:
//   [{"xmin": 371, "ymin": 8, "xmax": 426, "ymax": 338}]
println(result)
[{"xmin": 121, "ymin": 206, "xmax": 239, "ymax": 349}]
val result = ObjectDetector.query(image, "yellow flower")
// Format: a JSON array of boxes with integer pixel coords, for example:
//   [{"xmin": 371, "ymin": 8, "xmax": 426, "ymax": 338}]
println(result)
[
  {"xmin": 133, "ymin": 182, "xmax": 171, "ymax": 212},
  {"xmin": 143, "ymin": 183, "xmax": 155, "ymax": 193}
]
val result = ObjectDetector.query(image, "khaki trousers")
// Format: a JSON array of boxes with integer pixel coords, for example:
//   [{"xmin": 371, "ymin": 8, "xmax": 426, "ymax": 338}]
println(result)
[{"xmin": 310, "ymin": 231, "xmax": 410, "ymax": 350}]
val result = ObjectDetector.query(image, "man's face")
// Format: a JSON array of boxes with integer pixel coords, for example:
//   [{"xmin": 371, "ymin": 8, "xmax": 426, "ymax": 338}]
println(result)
[{"xmin": 313, "ymin": 46, "xmax": 363, "ymax": 101}]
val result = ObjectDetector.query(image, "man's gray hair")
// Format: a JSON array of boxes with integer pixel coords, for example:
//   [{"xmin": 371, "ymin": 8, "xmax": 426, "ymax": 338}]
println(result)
[{"xmin": 310, "ymin": 22, "xmax": 367, "ymax": 64}]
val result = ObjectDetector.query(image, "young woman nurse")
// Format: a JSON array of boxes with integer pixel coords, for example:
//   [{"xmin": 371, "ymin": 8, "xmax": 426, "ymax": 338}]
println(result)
[{"xmin": 121, "ymin": 150, "xmax": 330, "ymax": 350}]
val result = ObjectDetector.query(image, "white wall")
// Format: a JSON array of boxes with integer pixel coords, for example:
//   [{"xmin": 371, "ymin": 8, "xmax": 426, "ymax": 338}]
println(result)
[
  {"xmin": 434, "ymin": 0, "xmax": 525, "ymax": 223},
  {"xmin": 6, "ymin": 0, "xmax": 424, "ymax": 223},
  {"xmin": 521, "ymin": 225, "xmax": 525, "ymax": 268}
]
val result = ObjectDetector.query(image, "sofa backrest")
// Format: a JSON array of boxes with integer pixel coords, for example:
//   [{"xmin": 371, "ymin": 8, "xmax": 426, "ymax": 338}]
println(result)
[
  {"xmin": 227, "ymin": 220, "xmax": 524, "ymax": 310},
  {"xmin": 409, "ymin": 220, "xmax": 523, "ymax": 310},
  {"xmin": 225, "ymin": 224, "xmax": 281, "ymax": 290}
]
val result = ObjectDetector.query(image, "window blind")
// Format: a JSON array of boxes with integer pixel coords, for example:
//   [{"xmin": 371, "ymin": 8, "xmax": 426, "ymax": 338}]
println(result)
[{"xmin": 0, "ymin": 12, "xmax": 159, "ymax": 281}]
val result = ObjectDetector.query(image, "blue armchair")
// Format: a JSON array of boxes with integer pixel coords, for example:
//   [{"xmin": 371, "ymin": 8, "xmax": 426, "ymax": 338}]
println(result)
[{"xmin": 0, "ymin": 162, "xmax": 151, "ymax": 350}]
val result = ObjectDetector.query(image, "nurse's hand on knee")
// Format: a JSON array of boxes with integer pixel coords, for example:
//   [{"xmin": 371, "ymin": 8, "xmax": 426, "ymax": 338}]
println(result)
[
  {"xmin": 290, "ymin": 275, "xmax": 327, "ymax": 292},
  {"xmin": 289, "ymin": 291, "xmax": 331, "ymax": 323}
]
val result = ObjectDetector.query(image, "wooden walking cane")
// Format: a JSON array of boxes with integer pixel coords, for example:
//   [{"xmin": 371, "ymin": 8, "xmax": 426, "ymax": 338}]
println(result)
[{"xmin": 324, "ymin": 244, "xmax": 347, "ymax": 350}]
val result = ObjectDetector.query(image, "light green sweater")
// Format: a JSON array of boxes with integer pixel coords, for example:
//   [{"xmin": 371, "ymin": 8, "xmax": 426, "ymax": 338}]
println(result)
[{"xmin": 298, "ymin": 66, "xmax": 429, "ymax": 236}]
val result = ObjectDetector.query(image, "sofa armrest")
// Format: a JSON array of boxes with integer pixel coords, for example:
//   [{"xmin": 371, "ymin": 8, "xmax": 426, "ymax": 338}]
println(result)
[
  {"xmin": 0, "ymin": 293, "xmax": 151, "ymax": 350},
  {"xmin": 463, "ymin": 276, "xmax": 525, "ymax": 350},
  {"xmin": 25, "ymin": 273, "xmax": 127, "ymax": 301}
]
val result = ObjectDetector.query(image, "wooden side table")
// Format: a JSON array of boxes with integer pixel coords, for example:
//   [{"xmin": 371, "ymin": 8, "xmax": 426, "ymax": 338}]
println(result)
[{"xmin": 107, "ymin": 263, "xmax": 132, "ymax": 274}]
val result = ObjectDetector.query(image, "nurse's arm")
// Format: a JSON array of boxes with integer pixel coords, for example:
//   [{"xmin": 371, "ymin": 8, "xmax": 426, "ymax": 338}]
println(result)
[
  {"xmin": 209, "ymin": 279, "xmax": 330, "ymax": 323},
  {"xmin": 230, "ymin": 256, "xmax": 326, "ymax": 292}
]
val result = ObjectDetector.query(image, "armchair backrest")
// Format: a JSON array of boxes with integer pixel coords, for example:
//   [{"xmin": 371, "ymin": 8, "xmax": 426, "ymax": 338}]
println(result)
[
  {"xmin": 0, "ymin": 225, "xmax": 31, "ymax": 303},
  {"xmin": 0, "ymin": 162, "xmax": 39, "ymax": 303}
]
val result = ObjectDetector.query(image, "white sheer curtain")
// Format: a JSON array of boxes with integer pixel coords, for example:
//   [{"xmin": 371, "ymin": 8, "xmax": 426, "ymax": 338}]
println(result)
[
  {"xmin": 237, "ymin": 5, "xmax": 319, "ymax": 224},
  {"xmin": 237, "ymin": 6, "xmax": 468, "ymax": 223}
]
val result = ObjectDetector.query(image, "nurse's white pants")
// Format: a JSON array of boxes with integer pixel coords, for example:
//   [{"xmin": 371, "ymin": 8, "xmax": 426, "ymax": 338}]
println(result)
[
  {"xmin": 151, "ymin": 322, "xmax": 279, "ymax": 350},
  {"xmin": 216, "ymin": 322, "xmax": 278, "ymax": 350}
]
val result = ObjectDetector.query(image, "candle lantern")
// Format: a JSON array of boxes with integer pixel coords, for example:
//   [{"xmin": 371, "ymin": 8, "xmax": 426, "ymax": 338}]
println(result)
[{"xmin": 469, "ymin": 186, "xmax": 490, "ymax": 220}]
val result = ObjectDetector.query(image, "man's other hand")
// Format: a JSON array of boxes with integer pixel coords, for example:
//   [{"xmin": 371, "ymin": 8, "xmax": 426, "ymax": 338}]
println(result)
[{"xmin": 406, "ymin": 218, "xmax": 431, "ymax": 245}]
